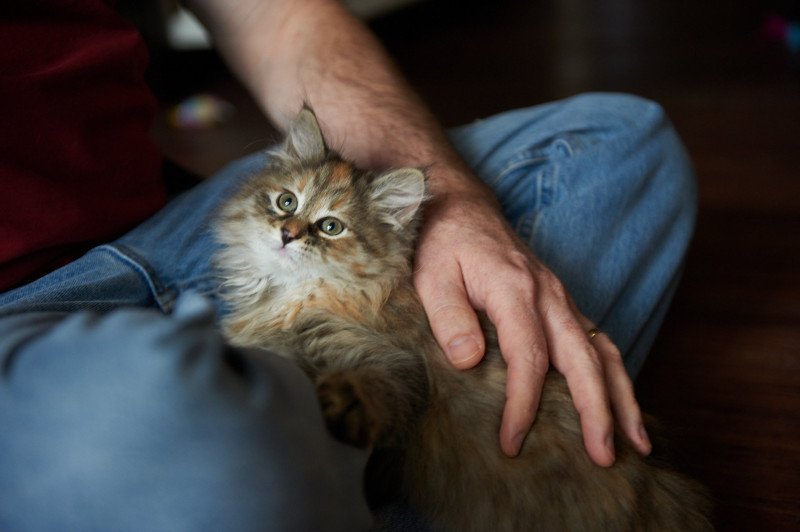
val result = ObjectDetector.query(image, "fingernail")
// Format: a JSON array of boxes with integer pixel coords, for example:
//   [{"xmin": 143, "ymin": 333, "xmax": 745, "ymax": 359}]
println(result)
[
  {"xmin": 639, "ymin": 425, "xmax": 652, "ymax": 452},
  {"xmin": 447, "ymin": 335, "xmax": 480, "ymax": 365},
  {"xmin": 605, "ymin": 433, "xmax": 616, "ymax": 464},
  {"xmin": 501, "ymin": 429, "xmax": 525, "ymax": 457},
  {"xmin": 512, "ymin": 430, "xmax": 527, "ymax": 456}
]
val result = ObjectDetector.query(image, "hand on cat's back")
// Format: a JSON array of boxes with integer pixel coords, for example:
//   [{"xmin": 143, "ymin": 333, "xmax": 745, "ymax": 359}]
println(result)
[{"xmin": 412, "ymin": 174, "xmax": 653, "ymax": 467}]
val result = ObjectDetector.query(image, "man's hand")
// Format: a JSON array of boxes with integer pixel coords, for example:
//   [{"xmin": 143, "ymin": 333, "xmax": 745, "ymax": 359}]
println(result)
[{"xmin": 413, "ymin": 182, "xmax": 653, "ymax": 465}]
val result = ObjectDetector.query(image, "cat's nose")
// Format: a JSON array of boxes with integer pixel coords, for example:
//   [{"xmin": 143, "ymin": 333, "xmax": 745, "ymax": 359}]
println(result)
[{"xmin": 281, "ymin": 227, "xmax": 295, "ymax": 245}]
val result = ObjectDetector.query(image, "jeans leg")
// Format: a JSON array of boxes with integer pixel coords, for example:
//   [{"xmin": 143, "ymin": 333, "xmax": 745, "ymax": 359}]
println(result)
[
  {"xmin": 449, "ymin": 93, "xmax": 697, "ymax": 376},
  {"xmin": 0, "ymin": 152, "xmax": 267, "ymax": 317},
  {"xmin": 0, "ymin": 294, "xmax": 371, "ymax": 532},
  {"xmin": 0, "ymin": 153, "xmax": 372, "ymax": 531}
]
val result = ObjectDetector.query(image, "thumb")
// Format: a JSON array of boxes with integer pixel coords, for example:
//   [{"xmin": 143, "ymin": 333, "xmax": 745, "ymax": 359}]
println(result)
[{"xmin": 415, "ymin": 274, "xmax": 485, "ymax": 369}]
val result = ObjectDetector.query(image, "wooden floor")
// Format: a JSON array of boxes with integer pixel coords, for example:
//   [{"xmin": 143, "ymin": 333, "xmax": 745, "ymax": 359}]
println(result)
[{"xmin": 152, "ymin": 0, "xmax": 800, "ymax": 529}]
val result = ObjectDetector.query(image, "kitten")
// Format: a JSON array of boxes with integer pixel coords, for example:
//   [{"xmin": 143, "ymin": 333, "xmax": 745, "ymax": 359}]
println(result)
[{"xmin": 214, "ymin": 108, "xmax": 712, "ymax": 531}]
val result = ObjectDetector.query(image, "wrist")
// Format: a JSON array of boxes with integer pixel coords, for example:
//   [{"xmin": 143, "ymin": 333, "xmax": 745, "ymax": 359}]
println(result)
[{"xmin": 424, "ymin": 163, "xmax": 501, "ymax": 211}]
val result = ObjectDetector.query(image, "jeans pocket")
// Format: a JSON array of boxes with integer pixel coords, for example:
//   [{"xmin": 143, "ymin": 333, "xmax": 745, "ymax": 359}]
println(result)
[{"xmin": 489, "ymin": 138, "xmax": 575, "ymax": 239}]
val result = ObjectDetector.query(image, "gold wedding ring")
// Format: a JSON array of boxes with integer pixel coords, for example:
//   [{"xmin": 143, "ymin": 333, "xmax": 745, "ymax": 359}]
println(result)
[{"xmin": 587, "ymin": 327, "xmax": 601, "ymax": 339}]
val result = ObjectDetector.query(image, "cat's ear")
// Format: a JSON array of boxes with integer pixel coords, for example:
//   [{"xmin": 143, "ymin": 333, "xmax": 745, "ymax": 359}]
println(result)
[
  {"xmin": 283, "ymin": 107, "xmax": 327, "ymax": 164},
  {"xmin": 371, "ymin": 168, "xmax": 427, "ymax": 228}
]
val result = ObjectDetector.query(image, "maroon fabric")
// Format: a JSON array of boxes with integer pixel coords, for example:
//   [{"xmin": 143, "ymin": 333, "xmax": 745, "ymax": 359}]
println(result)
[{"xmin": 0, "ymin": 0, "xmax": 165, "ymax": 292}]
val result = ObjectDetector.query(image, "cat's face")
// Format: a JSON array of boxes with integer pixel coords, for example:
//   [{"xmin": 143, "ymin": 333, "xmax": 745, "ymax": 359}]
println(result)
[{"xmin": 217, "ymin": 109, "xmax": 426, "ymax": 291}]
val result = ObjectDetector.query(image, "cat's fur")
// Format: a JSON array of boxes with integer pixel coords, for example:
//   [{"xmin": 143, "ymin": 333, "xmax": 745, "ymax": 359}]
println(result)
[{"xmin": 214, "ymin": 108, "xmax": 712, "ymax": 531}]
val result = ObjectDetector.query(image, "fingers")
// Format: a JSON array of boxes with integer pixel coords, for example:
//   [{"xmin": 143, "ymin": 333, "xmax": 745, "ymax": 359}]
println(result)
[
  {"xmin": 539, "ymin": 281, "xmax": 653, "ymax": 466},
  {"xmin": 490, "ymin": 298, "xmax": 549, "ymax": 457},
  {"xmin": 548, "ymin": 319, "xmax": 616, "ymax": 466},
  {"xmin": 414, "ymin": 265, "xmax": 485, "ymax": 369},
  {"xmin": 415, "ymin": 244, "xmax": 550, "ymax": 458},
  {"xmin": 542, "ymin": 289, "xmax": 616, "ymax": 466},
  {"xmin": 561, "ymin": 299, "xmax": 652, "ymax": 460},
  {"xmin": 412, "ymin": 193, "xmax": 650, "ymax": 467},
  {"xmin": 591, "ymin": 332, "xmax": 652, "ymax": 456},
  {"xmin": 465, "ymin": 250, "xmax": 552, "ymax": 457}
]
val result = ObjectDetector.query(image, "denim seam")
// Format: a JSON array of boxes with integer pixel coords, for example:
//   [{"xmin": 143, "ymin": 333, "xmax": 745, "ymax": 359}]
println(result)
[
  {"xmin": 494, "ymin": 155, "xmax": 560, "ymax": 243},
  {"xmin": 96, "ymin": 244, "xmax": 177, "ymax": 313},
  {"xmin": 491, "ymin": 154, "xmax": 548, "ymax": 188},
  {"xmin": 509, "ymin": 139, "xmax": 575, "ymax": 246},
  {"xmin": 529, "ymin": 162, "xmax": 560, "ymax": 250}
]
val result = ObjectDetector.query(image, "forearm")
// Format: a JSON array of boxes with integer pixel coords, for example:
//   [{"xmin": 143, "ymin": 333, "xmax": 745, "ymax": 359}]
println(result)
[{"xmin": 184, "ymin": 0, "xmax": 486, "ymax": 198}]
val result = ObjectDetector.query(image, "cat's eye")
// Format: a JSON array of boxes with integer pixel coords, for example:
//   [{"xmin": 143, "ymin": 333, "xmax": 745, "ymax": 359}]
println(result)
[
  {"xmin": 316, "ymin": 217, "xmax": 344, "ymax": 236},
  {"xmin": 276, "ymin": 192, "xmax": 298, "ymax": 213}
]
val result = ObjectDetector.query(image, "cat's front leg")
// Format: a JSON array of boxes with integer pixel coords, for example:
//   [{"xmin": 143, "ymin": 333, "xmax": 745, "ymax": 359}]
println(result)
[{"xmin": 316, "ymin": 368, "xmax": 418, "ymax": 448}]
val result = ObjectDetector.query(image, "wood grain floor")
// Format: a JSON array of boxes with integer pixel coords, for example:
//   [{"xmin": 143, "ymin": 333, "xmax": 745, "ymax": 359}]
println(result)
[{"xmin": 151, "ymin": 0, "xmax": 800, "ymax": 528}]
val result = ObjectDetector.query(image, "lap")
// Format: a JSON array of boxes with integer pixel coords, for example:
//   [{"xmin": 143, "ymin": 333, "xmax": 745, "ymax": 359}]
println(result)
[
  {"xmin": 0, "ymin": 294, "xmax": 371, "ymax": 531},
  {"xmin": 0, "ymin": 93, "xmax": 695, "ymax": 530}
]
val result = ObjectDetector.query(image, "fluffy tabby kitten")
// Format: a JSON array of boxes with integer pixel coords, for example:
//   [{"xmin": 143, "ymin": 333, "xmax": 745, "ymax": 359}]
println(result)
[{"xmin": 214, "ymin": 109, "xmax": 711, "ymax": 530}]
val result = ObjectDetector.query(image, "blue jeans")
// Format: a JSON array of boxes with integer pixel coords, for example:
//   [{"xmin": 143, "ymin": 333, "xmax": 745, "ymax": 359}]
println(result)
[{"xmin": 0, "ymin": 93, "xmax": 696, "ymax": 531}]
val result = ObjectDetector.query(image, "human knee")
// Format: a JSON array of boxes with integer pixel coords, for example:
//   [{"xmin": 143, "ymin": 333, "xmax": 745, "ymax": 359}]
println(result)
[
  {"xmin": 565, "ymin": 92, "xmax": 668, "ymax": 135},
  {"xmin": 570, "ymin": 92, "xmax": 695, "ymax": 207}
]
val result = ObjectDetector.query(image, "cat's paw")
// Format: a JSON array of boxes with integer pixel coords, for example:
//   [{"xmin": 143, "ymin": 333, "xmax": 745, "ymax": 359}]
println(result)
[{"xmin": 316, "ymin": 372, "xmax": 383, "ymax": 448}]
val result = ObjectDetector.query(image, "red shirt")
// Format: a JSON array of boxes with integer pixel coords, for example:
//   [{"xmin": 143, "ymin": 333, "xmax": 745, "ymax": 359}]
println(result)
[{"xmin": 0, "ymin": 0, "xmax": 165, "ymax": 292}]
